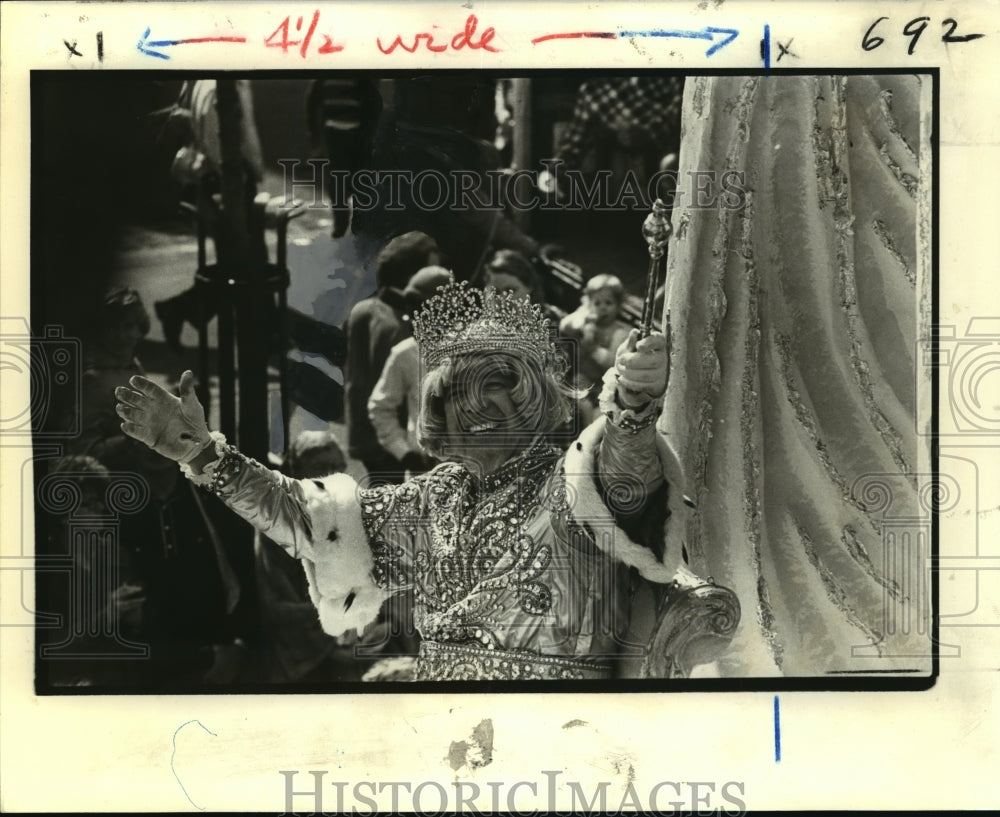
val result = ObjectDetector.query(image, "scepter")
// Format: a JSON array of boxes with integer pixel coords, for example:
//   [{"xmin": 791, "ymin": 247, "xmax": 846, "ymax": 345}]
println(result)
[{"xmin": 640, "ymin": 198, "xmax": 672, "ymax": 338}]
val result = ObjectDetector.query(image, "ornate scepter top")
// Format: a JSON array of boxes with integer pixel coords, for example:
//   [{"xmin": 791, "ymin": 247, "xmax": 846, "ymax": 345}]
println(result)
[
  {"xmin": 640, "ymin": 198, "xmax": 672, "ymax": 336},
  {"xmin": 642, "ymin": 198, "xmax": 672, "ymax": 259}
]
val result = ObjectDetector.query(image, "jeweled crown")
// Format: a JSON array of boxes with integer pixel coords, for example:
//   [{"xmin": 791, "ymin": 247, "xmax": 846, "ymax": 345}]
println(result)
[{"xmin": 412, "ymin": 280, "xmax": 556, "ymax": 370}]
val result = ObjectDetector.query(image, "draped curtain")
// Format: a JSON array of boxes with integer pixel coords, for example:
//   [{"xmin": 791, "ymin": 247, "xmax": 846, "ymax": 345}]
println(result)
[{"xmin": 661, "ymin": 76, "xmax": 933, "ymax": 675}]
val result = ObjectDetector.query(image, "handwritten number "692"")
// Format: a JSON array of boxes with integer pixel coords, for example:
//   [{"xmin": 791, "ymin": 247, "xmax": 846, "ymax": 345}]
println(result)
[{"xmin": 863, "ymin": 16, "xmax": 985, "ymax": 54}]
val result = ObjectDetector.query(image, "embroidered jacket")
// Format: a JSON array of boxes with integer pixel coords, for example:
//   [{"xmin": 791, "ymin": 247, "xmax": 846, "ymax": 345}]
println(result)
[{"xmin": 186, "ymin": 410, "xmax": 688, "ymax": 680}]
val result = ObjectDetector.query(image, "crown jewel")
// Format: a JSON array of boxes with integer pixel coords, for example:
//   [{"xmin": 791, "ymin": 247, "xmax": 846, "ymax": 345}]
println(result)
[{"xmin": 412, "ymin": 280, "xmax": 556, "ymax": 370}]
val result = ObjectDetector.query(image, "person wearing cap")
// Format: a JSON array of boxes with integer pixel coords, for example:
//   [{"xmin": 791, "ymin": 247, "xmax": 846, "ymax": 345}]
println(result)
[{"xmin": 367, "ymin": 266, "xmax": 452, "ymax": 478}]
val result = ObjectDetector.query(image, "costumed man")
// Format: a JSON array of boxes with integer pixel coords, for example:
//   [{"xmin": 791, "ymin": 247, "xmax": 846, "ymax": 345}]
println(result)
[
  {"xmin": 538, "ymin": 76, "xmax": 684, "ymax": 200},
  {"xmin": 114, "ymin": 281, "xmax": 705, "ymax": 681}
]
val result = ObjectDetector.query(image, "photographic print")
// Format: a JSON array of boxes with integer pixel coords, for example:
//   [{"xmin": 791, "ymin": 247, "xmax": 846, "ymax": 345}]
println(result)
[{"xmin": 27, "ymin": 67, "xmax": 935, "ymax": 691}]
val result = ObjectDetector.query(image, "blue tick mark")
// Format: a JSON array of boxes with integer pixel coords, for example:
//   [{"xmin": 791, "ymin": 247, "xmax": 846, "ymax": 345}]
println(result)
[
  {"xmin": 773, "ymin": 695, "xmax": 781, "ymax": 762},
  {"xmin": 762, "ymin": 24, "xmax": 771, "ymax": 69}
]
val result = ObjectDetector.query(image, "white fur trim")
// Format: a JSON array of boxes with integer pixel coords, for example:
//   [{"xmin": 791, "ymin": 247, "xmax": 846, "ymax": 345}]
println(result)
[
  {"xmin": 563, "ymin": 417, "xmax": 687, "ymax": 583},
  {"xmin": 179, "ymin": 430, "xmax": 229, "ymax": 485},
  {"xmin": 298, "ymin": 473, "xmax": 391, "ymax": 636}
]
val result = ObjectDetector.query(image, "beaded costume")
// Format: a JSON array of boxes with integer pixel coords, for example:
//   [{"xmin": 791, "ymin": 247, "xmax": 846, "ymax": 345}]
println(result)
[
  {"xmin": 186, "ymin": 415, "xmax": 687, "ymax": 680},
  {"xmin": 183, "ymin": 283, "xmax": 687, "ymax": 680}
]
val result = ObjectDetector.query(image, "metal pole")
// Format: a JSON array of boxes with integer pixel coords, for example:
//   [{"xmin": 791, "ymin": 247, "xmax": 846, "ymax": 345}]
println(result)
[{"xmin": 510, "ymin": 78, "xmax": 532, "ymax": 232}]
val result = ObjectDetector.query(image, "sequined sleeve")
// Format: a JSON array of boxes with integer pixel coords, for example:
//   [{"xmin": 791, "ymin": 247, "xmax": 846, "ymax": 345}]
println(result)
[
  {"xmin": 180, "ymin": 433, "xmax": 391, "ymax": 635},
  {"xmin": 180, "ymin": 434, "xmax": 322, "ymax": 554},
  {"xmin": 357, "ymin": 480, "xmax": 424, "ymax": 593}
]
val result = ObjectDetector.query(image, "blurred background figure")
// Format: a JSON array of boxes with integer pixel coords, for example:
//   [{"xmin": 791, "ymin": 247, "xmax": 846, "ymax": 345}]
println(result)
[
  {"xmin": 367, "ymin": 265, "xmax": 452, "ymax": 479},
  {"xmin": 344, "ymin": 231, "xmax": 441, "ymax": 485},
  {"xmin": 539, "ymin": 76, "xmax": 684, "ymax": 200},
  {"xmin": 306, "ymin": 77, "xmax": 383, "ymax": 238},
  {"xmin": 154, "ymin": 78, "xmax": 268, "ymax": 352},
  {"xmin": 171, "ymin": 78, "xmax": 268, "ymax": 263},
  {"xmin": 64, "ymin": 286, "xmax": 252, "ymax": 688},
  {"xmin": 355, "ymin": 75, "xmax": 539, "ymax": 280},
  {"xmin": 72, "ymin": 287, "xmax": 177, "ymax": 502},
  {"xmin": 560, "ymin": 273, "xmax": 632, "ymax": 424},
  {"xmin": 481, "ymin": 248, "xmax": 565, "ymax": 329}
]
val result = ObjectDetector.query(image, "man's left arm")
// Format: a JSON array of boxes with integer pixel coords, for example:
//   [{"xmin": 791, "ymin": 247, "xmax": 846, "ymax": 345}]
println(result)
[{"xmin": 596, "ymin": 328, "xmax": 671, "ymax": 554}]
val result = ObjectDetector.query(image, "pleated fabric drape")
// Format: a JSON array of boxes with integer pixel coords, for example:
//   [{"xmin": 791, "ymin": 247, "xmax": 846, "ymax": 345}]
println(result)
[{"xmin": 661, "ymin": 75, "xmax": 933, "ymax": 676}]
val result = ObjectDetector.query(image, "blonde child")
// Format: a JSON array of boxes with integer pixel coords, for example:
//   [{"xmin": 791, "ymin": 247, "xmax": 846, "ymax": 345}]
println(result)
[{"xmin": 560, "ymin": 274, "xmax": 632, "ymax": 421}]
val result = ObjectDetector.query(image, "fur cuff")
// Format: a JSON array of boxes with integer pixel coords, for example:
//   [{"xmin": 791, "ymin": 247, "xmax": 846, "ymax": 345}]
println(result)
[
  {"xmin": 563, "ymin": 417, "xmax": 688, "ymax": 583},
  {"xmin": 179, "ymin": 431, "xmax": 230, "ymax": 486},
  {"xmin": 299, "ymin": 473, "xmax": 391, "ymax": 636}
]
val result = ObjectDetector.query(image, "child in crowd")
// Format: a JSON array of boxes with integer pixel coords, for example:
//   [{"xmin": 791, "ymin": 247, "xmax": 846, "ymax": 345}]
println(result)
[{"xmin": 560, "ymin": 274, "xmax": 632, "ymax": 423}]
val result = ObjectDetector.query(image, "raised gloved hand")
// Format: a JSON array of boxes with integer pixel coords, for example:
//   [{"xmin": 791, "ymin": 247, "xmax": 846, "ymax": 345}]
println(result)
[
  {"xmin": 614, "ymin": 322, "xmax": 671, "ymax": 409},
  {"xmin": 114, "ymin": 370, "xmax": 212, "ymax": 463}
]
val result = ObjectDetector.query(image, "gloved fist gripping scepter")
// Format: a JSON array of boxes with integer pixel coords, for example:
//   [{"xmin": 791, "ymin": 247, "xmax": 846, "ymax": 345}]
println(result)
[{"xmin": 615, "ymin": 198, "xmax": 673, "ymax": 409}]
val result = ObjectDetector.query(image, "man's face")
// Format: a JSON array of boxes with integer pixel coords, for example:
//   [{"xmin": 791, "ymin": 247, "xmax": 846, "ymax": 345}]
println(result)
[
  {"xmin": 444, "ymin": 371, "xmax": 518, "ymax": 436},
  {"xmin": 107, "ymin": 304, "xmax": 150, "ymax": 354},
  {"xmin": 441, "ymin": 363, "xmax": 530, "ymax": 472}
]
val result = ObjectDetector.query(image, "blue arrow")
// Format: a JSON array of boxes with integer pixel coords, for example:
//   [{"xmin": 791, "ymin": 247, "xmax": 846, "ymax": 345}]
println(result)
[
  {"xmin": 618, "ymin": 25, "xmax": 740, "ymax": 57},
  {"xmin": 137, "ymin": 27, "xmax": 169, "ymax": 59}
]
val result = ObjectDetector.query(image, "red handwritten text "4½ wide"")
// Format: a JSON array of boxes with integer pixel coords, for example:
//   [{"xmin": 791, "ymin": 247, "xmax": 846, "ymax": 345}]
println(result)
[{"xmin": 376, "ymin": 14, "xmax": 499, "ymax": 54}]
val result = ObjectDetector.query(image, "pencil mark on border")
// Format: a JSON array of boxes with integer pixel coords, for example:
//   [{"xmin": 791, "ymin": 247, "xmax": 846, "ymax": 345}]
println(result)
[{"xmin": 171, "ymin": 719, "xmax": 217, "ymax": 810}]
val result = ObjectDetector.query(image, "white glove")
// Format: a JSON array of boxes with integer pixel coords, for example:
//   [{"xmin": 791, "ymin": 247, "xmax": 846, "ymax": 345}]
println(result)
[
  {"xmin": 615, "ymin": 322, "xmax": 671, "ymax": 409},
  {"xmin": 114, "ymin": 370, "xmax": 212, "ymax": 464}
]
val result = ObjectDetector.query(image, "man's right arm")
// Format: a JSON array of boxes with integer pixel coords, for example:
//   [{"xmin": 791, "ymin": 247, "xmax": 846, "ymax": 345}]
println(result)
[{"xmin": 115, "ymin": 368, "xmax": 391, "ymax": 636}]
